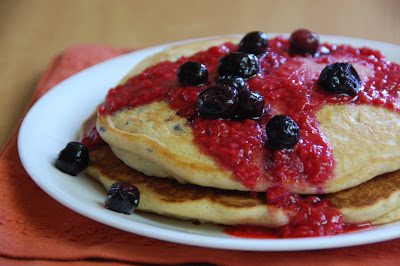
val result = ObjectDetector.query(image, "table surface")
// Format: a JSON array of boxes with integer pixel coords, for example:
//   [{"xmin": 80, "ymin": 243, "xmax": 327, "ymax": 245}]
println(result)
[{"xmin": 1, "ymin": 0, "xmax": 399, "ymax": 148}]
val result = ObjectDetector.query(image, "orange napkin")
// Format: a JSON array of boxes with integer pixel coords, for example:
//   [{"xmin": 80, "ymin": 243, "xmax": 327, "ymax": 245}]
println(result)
[{"xmin": 1, "ymin": 44, "xmax": 400, "ymax": 266}]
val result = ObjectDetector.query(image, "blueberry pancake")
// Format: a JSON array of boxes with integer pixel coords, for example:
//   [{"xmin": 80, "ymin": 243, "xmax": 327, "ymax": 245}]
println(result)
[
  {"xmin": 79, "ymin": 30, "xmax": 400, "ymax": 237},
  {"xmin": 82, "ymin": 113, "xmax": 400, "ymax": 229}
]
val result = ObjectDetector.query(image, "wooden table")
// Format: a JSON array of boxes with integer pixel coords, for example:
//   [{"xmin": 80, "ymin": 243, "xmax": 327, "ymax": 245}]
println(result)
[{"xmin": 1, "ymin": 0, "xmax": 399, "ymax": 148}]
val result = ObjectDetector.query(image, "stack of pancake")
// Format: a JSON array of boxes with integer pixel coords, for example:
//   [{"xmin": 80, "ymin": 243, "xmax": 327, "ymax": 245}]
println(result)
[{"xmin": 83, "ymin": 37, "xmax": 400, "ymax": 229}]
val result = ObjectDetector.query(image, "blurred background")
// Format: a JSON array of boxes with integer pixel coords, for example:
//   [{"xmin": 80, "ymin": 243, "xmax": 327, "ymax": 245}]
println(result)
[{"xmin": 1, "ymin": 0, "xmax": 399, "ymax": 148}]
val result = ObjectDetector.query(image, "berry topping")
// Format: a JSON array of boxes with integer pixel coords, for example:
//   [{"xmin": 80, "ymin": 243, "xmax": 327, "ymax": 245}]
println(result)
[
  {"xmin": 105, "ymin": 182, "xmax": 140, "ymax": 214},
  {"xmin": 81, "ymin": 126, "xmax": 105, "ymax": 149},
  {"xmin": 217, "ymin": 75, "xmax": 247, "ymax": 91},
  {"xmin": 318, "ymin": 62, "xmax": 362, "ymax": 96},
  {"xmin": 289, "ymin": 29, "xmax": 320, "ymax": 55},
  {"xmin": 265, "ymin": 115, "xmax": 300, "ymax": 150},
  {"xmin": 237, "ymin": 89, "xmax": 265, "ymax": 119},
  {"xmin": 239, "ymin": 31, "xmax": 269, "ymax": 55},
  {"xmin": 177, "ymin": 61, "xmax": 208, "ymax": 86},
  {"xmin": 196, "ymin": 85, "xmax": 238, "ymax": 119},
  {"xmin": 55, "ymin": 142, "xmax": 89, "ymax": 176},
  {"xmin": 218, "ymin": 52, "xmax": 260, "ymax": 78}
]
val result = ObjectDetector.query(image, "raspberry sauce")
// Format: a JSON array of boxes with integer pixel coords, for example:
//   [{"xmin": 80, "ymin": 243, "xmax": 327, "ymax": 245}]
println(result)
[
  {"xmin": 81, "ymin": 126, "xmax": 105, "ymax": 149},
  {"xmin": 98, "ymin": 36, "xmax": 400, "ymax": 237},
  {"xmin": 224, "ymin": 222, "xmax": 372, "ymax": 239}
]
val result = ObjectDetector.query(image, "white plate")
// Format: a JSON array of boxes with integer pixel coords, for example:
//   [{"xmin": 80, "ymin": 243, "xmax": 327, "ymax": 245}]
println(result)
[{"xmin": 18, "ymin": 34, "xmax": 400, "ymax": 251}]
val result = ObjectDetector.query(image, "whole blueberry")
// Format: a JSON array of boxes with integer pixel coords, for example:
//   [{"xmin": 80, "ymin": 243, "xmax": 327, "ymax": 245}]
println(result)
[
  {"xmin": 217, "ymin": 75, "xmax": 247, "ymax": 91},
  {"xmin": 318, "ymin": 62, "xmax": 361, "ymax": 96},
  {"xmin": 55, "ymin": 142, "xmax": 89, "ymax": 176},
  {"xmin": 266, "ymin": 115, "xmax": 300, "ymax": 150},
  {"xmin": 237, "ymin": 89, "xmax": 265, "ymax": 119},
  {"xmin": 289, "ymin": 29, "xmax": 320, "ymax": 55},
  {"xmin": 218, "ymin": 52, "xmax": 260, "ymax": 78},
  {"xmin": 177, "ymin": 61, "xmax": 208, "ymax": 86},
  {"xmin": 196, "ymin": 85, "xmax": 238, "ymax": 119},
  {"xmin": 105, "ymin": 182, "xmax": 140, "ymax": 214},
  {"xmin": 239, "ymin": 31, "xmax": 269, "ymax": 55}
]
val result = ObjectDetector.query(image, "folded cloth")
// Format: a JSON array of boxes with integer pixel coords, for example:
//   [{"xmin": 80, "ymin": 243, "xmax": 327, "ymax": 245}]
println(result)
[{"xmin": 1, "ymin": 44, "xmax": 400, "ymax": 266}]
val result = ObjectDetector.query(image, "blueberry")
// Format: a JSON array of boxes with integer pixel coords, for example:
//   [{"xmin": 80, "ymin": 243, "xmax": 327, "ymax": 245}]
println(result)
[
  {"xmin": 196, "ymin": 85, "xmax": 238, "ymax": 119},
  {"xmin": 105, "ymin": 182, "xmax": 140, "ymax": 214},
  {"xmin": 217, "ymin": 75, "xmax": 247, "ymax": 91},
  {"xmin": 177, "ymin": 61, "xmax": 208, "ymax": 86},
  {"xmin": 266, "ymin": 115, "xmax": 300, "ymax": 150},
  {"xmin": 237, "ymin": 89, "xmax": 265, "ymax": 119},
  {"xmin": 55, "ymin": 142, "xmax": 89, "ymax": 176},
  {"xmin": 239, "ymin": 31, "xmax": 269, "ymax": 55},
  {"xmin": 318, "ymin": 62, "xmax": 361, "ymax": 96},
  {"xmin": 289, "ymin": 29, "xmax": 320, "ymax": 55},
  {"xmin": 218, "ymin": 52, "xmax": 260, "ymax": 78}
]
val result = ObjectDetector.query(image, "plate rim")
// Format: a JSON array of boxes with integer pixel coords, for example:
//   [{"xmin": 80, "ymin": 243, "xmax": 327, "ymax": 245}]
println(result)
[{"xmin": 17, "ymin": 34, "xmax": 400, "ymax": 251}]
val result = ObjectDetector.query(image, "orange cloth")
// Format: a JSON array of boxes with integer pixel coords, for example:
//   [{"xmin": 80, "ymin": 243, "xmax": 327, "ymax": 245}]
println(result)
[{"xmin": 1, "ymin": 45, "xmax": 400, "ymax": 266}]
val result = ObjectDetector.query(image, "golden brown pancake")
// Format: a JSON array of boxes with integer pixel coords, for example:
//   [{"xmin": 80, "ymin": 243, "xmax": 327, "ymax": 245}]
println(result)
[
  {"xmin": 87, "ymin": 145, "xmax": 289, "ymax": 227},
  {"xmin": 86, "ymin": 143, "xmax": 400, "ymax": 226},
  {"xmin": 329, "ymin": 170, "xmax": 400, "ymax": 224},
  {"xmin": 84, "ymin": 114, "xmax": 291, "ymax": 227},
  {"xmin": 82, "ymin": 115, "xmax": 400, "ymax": 226},
  {"xmin": 84, "ymin": 35, "xmax": 400, "ymax": 230}
]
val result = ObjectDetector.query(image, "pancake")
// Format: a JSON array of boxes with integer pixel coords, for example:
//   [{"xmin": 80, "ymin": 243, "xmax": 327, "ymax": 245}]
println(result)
[
  {"xmin": 85, "ymin": 143, "xmax": 400, "ymax": 227},
  {"xmin": 87, "ymin": 144, "xmax": 288, "ymax": 227},
  {"xmin": 82, "ymin": 111, "xmax": 287, "ymax": 227},
  {"xmin": 97, "ymin": 37, "xmax": 400, "ymax": 194},
  {"xmin": 329, "ymin": 169, "xmax": 400, "ymax": 224},
  {"xmin": 83, "ymin": 107, "xmax": 400, "ymax": 226}
]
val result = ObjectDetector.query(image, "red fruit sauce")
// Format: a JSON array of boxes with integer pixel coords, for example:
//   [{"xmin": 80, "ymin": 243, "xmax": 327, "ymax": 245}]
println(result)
[
  {"xmin": 96, "ymin": 36, "xmax": 399, "ymax": 238},
  {"xmin": 224, "ymin": 223, "xmax": 372, "ymax": 239},
  {"xmin": 267, "ymin": 186, "xmax": 344, "ymax": 238},
  {"xmin": 81, "ymin": 126, "xmax": 105, "ymax": 149},
  {"xmin": 225, "ymin": 187, "xmax": 371, "ymax": 238}
]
